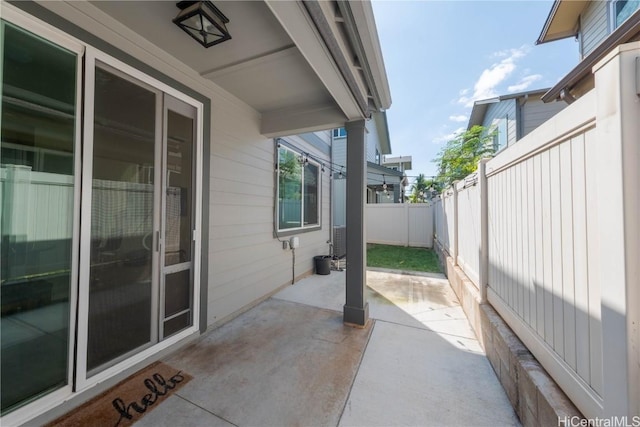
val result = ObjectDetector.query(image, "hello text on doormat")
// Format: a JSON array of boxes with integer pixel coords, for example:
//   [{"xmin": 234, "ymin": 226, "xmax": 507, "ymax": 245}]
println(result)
[{"xmin": 47, "ymin": 362, "xmax": 193, "ymax": 427}]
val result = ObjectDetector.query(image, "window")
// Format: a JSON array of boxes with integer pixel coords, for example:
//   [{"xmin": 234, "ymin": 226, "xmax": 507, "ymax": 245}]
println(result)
[
  {"xmin": 613, "ymin": 0, "xmax": 640, "ymax": 28},
  {"xmin": 277, "ymin": 144, "xmax": 320, "ymax": 232},
  {"xmin": 492, "ymin": 117, "xmax": 508, "ymax": 152},
  {"xmin": 332, "ymin": 127, "xmax": 347, "ymax": 138}
]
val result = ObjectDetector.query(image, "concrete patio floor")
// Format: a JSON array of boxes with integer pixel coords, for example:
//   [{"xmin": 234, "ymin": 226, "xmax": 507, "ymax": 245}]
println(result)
[{"xmin": 138, "ymin": 270, "xmax": 520, "ymax": 427}]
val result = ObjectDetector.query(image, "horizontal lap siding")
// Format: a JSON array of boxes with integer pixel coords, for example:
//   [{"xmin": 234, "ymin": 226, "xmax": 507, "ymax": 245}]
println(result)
[
  {"xmin": 209, "ymin": 108, "xmax": 331, "ymax": 325},
  {"xmin": 483, "ymin": 100, "xmax": 517, "ymax": 147},
  {"xmin": 487, "ymin": 125, "xmax": 603, "ymax": 415},
  {"xmin": 581, "ymin": 0, "xmax": 609, "ymax": 58},
  {"xmin": 521, "ymin": 99, "xmax": 567, "ymax": 138}
]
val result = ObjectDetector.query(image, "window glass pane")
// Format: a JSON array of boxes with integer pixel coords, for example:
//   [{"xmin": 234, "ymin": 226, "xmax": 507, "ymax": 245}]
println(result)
[
  {"xmin": 165, "ymin": 110, "xmax": 193, "ymax": 266},
  {"xmin": 278, "ymin": 147, "xmax": 301, "ymax": 230},
  {"xmin": 1, "ymin": 21, "xmax": 76, "ymax": 413},
  {"xmin": 616, "ymin": 0, "xmax": 640, "ymax": 27},
  {"xmin": 303, "ymin": 163, "xmax": 319, "ymax": 226},
  {"xmin": 87, "ymin": 66, "xmax": 156, "ymax": 373}
]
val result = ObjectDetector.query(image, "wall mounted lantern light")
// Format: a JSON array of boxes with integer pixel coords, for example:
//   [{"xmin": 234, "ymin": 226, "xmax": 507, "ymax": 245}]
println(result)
[{"xmin": 173, "ymin": 1, "xmax": 231, "ymax": 48}]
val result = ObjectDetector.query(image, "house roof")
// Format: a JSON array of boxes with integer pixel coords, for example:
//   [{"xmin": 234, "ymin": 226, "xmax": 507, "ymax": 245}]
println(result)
[
  {"xmin": 536, "ymin": 0, "xmax": 588, "ymax": 45},
  {"xmin": 467, "ymin": 88, "xmax": 550, "ymax": 129},
  {"xmin": 540, "ymin": 8, "xmax": 640, "ymax": 102}
]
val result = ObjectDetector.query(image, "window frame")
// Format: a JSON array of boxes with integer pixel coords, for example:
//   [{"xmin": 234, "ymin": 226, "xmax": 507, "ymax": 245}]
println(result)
[
  {"xmin": 275, "ymin": 140, "xmax": 322, "ymax": 236},
  {"xmin": 611, "ymin": 0, "xmax": 640, "ymax": 29},
  {"xmin": 332, "ymin": 127, "xmax": 347, "ymax": 138}
]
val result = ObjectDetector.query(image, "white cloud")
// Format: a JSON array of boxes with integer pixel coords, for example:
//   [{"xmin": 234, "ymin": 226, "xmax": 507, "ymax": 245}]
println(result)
[
  {"xmin": 433, "ymin": 127, "xmax": 465, "ymax": 145},
  {"xmin": 449, "ymin": 115, "xmax": 468, "ymax": 123},
  {"xmin": 507, "ymin": 74, "xmax": 542, "ymax": 92},
  {"xmin": 458, "ymin": 45, "xmax": 530, "ymax": 108}
]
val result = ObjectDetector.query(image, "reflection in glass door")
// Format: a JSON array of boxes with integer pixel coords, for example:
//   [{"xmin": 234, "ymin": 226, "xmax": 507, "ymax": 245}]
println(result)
[
  {"xmin": 161, "ymin": 97, "xmax": 195, "ymax": 338},
  {"xmin": 0, "ymin": 21, "xmax": 79, "ymax": 414}
]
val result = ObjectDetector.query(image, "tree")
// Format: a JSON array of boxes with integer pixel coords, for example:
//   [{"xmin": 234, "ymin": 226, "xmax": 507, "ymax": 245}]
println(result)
[
  {"xmin": 408, "ymin": 174, "xmax": 441, "ymax": 203},
  {"xmin": 432, "ymin": 125, "xmax": 495, "ymax": 188}
]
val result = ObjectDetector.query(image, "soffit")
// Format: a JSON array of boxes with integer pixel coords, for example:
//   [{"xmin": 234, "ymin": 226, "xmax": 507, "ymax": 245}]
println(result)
[
  {"xmin": 537, "ymin": 0, "xmax": 588, "ymax": 44},
  {"xmin": 89, "ymin": 1, "xmax": 337, "ymax": 116}
]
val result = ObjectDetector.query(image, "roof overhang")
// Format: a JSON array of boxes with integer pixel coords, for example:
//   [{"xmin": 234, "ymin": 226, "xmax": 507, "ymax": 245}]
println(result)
[
  {"xmin": 542, "ymin": 9, "xmax": 640, "ymax": 102},
  {"xmin": 537, "ymin": 0, "xmax": 588, "ymax": 45},
  {"xmin": 468, "ymin": 88, "xmax": 550, "ymax": 129},
  {"xmin": 33, "ymin": 0, "xmax": 391, "ymax": 138}
]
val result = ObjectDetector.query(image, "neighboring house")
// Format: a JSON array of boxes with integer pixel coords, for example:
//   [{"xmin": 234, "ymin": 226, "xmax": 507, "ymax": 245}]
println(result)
[
  {"xmin": 381, "ymin": 154, "xmax": 412, "ymax": 174},
  {"xmin": 0, "ymin": 1, "xmax": 390, "ymax": 425},
  {"xmin": 467, "ymin": 89, "xmax": 567, "ymax": 152},
  {"xmin": 536, "ymin": 0, "xmax": 640, "ymax": 102}
]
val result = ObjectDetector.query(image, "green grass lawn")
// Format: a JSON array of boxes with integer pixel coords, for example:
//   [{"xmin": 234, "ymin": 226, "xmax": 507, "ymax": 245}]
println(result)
[{"xmin": 367, "ymin": 244, "xmax": 441, "ymax": 273}]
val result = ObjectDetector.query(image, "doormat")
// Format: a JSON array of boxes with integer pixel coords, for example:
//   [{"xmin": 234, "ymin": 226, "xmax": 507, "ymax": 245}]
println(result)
[{"xmin": 47, "ymin": 361, "xmax": 192, "ymax": 427}]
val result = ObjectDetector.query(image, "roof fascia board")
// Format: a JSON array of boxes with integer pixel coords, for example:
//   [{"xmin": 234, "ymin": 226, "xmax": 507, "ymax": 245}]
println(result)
[
  {"xmin": 339, "ymin": 0, "xmax": 392, "ymax": 110},
  {"xmin": 542, "ymin": 9, "xmax": 640, "ymax": 102},
  {"xmin": 264, "ymin": 0, "xmax": 362, "ymax": 120},
  {"xmin": 373, "ymin": 111, "xmax": 392, "ymax": 154}
]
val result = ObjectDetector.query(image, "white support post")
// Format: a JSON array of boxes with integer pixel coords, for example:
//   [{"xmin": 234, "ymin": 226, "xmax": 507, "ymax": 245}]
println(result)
[
  {"xmin": 594, "ymin": 44, "xmax": 640, "ymax": 418},
  {"xmin": 478, "ymin": 159, "xmax": 489, "ymax": 303}
]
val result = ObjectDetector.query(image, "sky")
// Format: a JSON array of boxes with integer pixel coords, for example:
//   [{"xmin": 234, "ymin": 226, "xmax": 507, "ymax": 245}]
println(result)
[{"xmin": 371, "ymin": 0, "xmax": 580, "ymax": 181}]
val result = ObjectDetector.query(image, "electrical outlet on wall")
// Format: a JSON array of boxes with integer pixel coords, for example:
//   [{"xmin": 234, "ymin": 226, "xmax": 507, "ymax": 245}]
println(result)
[{"xmin": 282, "ymin": 240, "xmax": 289, "ymax": 250}]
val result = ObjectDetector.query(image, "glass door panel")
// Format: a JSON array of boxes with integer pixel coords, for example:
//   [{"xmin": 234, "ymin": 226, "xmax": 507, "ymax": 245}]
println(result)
[
  {"xmin": 0, "ymin": 21, "xmax": 77, "ymax": 413},
  {"xmin": 87, "ymin": 65, "xmax": 159, "ymax": 373},
  {"xmin": 161, "ymin": 98, "xmax": 195, "ymax": 338}
]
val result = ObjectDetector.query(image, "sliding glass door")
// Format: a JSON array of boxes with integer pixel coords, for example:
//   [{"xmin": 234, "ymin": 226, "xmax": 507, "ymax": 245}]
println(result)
[
  {"xmin": 0, "ymin": 20, "xmax": 81, "ymax": 414},
  {"xmin": 1, "ymin": 10, "xmax": 201, "ymax": 416}
]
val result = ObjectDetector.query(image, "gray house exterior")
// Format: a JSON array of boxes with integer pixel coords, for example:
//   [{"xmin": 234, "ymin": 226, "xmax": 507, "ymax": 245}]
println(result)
[
  {"xmin": 468, "ymin": 89, "xmax": 567, "ymax": 151},
  {"xmin": 0, "ymin": 1, "xmax": 390, "ymax": 424},
  {"xmin": 537, "ymin": 0, "xmax": 640, "ymax": 102}
]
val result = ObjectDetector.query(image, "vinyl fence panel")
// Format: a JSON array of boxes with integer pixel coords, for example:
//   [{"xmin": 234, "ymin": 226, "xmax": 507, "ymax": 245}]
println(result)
[{"xmin": 366, "ymin": 203, "xmax": 433, "ymax": 248}]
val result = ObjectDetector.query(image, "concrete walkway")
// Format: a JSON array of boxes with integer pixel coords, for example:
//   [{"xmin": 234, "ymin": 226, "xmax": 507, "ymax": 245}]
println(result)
[{"xmin": 138, "ymin": 270, "xmax": 519, "ymax": 427}]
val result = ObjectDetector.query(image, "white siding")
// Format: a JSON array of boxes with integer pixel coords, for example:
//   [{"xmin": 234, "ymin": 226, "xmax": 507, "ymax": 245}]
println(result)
[
  {"xmin": 333, "ymin": 137, "xmax": 346, "ymax": 170},
  {"xmin": 482, "ymin": 99, "xmax": 517, "ymax": 148},
  {"xmin": 581, "ymin": 0, "xmax": 609, "ymax": 58},
  {"xmin": 521, "ymin": 98, "xmax": 567, "ymax": 137},
  {"xmin": 365, "ymin": 119, "xmax": 379, "ymax": 163},
  {"xmin": 210, "ymin": 117, "xmax": 332, "ymax": 325}
]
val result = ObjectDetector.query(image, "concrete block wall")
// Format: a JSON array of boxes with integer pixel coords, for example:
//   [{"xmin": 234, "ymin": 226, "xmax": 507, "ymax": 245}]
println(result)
[{"xmin": 438, "ymin": 250, "xmax": 584, "ymax": 427}]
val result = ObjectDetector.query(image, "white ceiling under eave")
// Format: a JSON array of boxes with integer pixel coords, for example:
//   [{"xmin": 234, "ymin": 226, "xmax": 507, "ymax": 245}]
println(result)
[{"xmin": 85, "ymin": 0, "xmax": 371, "ymax": 137}]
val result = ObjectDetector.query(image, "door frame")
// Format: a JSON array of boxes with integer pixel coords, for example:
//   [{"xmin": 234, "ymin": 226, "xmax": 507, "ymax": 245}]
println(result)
[{"xmin": 76, "ymin": 47, "xmax": 203, "ymax": 391}]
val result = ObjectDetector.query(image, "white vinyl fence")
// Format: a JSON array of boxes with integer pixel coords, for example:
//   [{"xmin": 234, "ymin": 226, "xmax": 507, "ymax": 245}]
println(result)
[
  {"xmin": 433, "ymin": 46, "xmax": 640, "ymax": 419},
  {"xmin": 366, "ymin": 203, "xmax": 433, "ymax": 248}
]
